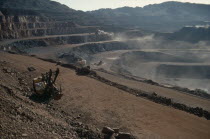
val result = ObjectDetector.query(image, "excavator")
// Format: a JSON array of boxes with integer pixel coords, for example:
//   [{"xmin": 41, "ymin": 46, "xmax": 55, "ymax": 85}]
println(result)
[{"xmin": 33, "ymin": 68, "xmax": 63, "ymax": 101}]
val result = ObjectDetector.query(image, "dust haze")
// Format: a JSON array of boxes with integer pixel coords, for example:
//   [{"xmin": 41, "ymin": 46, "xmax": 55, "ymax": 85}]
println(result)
[{"xmin": 92, "ymin": 32, "xmax": 210, "ymax": 93}]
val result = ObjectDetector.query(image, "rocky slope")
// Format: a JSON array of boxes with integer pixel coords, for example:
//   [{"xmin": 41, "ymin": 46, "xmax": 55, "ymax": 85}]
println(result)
[
  {"xmin": 0, "ymin": 11, "xmax": 100, "ymax": 40},
  {"xmin": 1, "ymin": 1, "xmax": 210, "ymax": 138},
  {"xmin": 0, "ymin": 0, "xmax": 96, "ymax": 24},
  {"xmin": 0, "ymin": 0, "xmax": 101, "ymax": 40},
  {"xmin": 167, "ymin": 25, "xmax": 210, "ymax": 42},
  {"xmin": 0, "ymin": 52, "xmax": 102, "ymax": 139},
  {"xmin": 1, "ymin": 52, "xmax": 210, "ymax": 139}
]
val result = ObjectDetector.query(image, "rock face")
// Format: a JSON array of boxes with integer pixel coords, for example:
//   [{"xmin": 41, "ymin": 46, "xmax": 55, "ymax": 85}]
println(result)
[
  {"xmin": 168, "ymin": 26, "xmax": 210, "ymax": 42},
  {"xmin": 0, "ymin": 0, "xmax": 102, "ymax": 41},
  {"xmin": 0, "ymin": 11, "xmax": 98, "ymax": 40},
  {"xmin": 0, "ymin": 11, "xmax": 5, "ymax": 22}
]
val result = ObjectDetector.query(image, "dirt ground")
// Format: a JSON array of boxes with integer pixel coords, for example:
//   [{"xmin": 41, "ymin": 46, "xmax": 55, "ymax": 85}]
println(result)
[
  {"xmin": 96, "ymin": 70, "xmax": 210, "ymax": 111},
  {"xmin": 0, "ymin": 52, "xmax": 210, "ymax": 139}
]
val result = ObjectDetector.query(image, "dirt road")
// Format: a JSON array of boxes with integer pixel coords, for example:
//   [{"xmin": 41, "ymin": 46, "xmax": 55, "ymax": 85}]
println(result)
[
  {"xmin": 96, "ymin": 70, "xmax": 210, "ymax": 111},
  {"xmin": 0, "ymin": 33, "xmax": 95, "ymax": 46}
]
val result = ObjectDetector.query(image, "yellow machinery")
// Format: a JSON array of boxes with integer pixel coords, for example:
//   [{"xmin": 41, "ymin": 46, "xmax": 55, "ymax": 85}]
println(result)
[{"xmin": 33, "ymin": 68, "xmax": 62, "ymax": 100}]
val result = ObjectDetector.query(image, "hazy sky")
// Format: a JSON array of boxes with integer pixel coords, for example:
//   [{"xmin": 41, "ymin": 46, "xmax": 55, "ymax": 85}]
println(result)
[{"xmin": 53, "ymin": 0, "xmax": 210, "ymax": 11}]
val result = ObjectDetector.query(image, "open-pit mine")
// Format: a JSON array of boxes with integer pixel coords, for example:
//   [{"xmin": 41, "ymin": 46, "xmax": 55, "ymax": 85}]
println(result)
[{"xmin": 1, "ymin": 0, "xmax": 210, "ymax": 139}]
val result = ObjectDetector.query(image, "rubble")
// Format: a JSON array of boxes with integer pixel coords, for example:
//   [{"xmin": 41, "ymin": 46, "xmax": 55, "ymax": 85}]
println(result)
[
  {"xmin": 101, "ymin": 127, "xmax": 135, "ymax": 139},
  {"xmin": 94, "ymin": 60, "xmax": 104, "ymax": 66},
  {"xmin": 21, "ymin": 133, "xmax": 28, "ymax": 137},
  {"xmin": 0, "ymin": 67, "xmax": 101, "ymax": 139},
  {"xmin": 27, "ymin": 67, "xmax": 36, "ymax": 72},
  {"xmin": 102, "ymin": 126, "xmax": 115, "ymax": 135},
  {"xmin": 113, "ymin": 128, "xmax": 120, "ymax": 134},
  {"xmin": 2, "ymin": 67, "xmax": 12, "ymax": 73},
  {"xmin": 76, "ymin": 66, "xmax": 91, "ymax": 75},
  {"xmin": 56, "ymin": 61, "xmax": 62, "ymax": 65},
  {"xmin": 0, "ymin": 60, "xmax": 7, "ymax": 64},
  {"xmin": 116, "ymin": 132, "xmax": 135, "ymax": 139}
]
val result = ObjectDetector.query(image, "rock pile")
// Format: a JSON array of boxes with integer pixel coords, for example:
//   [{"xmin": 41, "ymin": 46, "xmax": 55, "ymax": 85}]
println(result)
[
  {"xmin": 27, "ymin": 67, "xmax": 36, "ymax": 72},
  {"xmin": 76, "ymin": 66, "xmax": 91, "ymax": 75},
  {"xmin": 102, "ymin": 127, "xmax": 136, "ymax": 139}
]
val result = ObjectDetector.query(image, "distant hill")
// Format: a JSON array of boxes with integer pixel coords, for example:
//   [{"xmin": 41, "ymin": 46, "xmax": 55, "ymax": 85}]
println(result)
[
  {"xmin": 0, "ymin": 0, "xmax": 71, "ymax": 12},
  {"xmin": 1, "ymin": 1, "xmax": 210, "ymax": 32},
  {"xmin": 0, "ymin": 0, "xmax": 97, "ymax": 25},
  {"xmin": 89, "ymin": 1, "xmax": 210, "ymax": 32}
]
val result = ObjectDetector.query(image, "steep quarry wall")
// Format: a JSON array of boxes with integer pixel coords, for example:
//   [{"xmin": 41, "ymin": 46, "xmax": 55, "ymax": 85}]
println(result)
[{"xmin": 0, "ymin": 11, "xmax": 98, "ymax": 40}]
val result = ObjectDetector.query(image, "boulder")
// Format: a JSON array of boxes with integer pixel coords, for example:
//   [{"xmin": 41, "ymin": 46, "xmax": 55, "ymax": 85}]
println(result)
[
  {"xmin": 116, "ymin": 132, "xmax": 135, "ymax": 139},
  {"xmin": 76, "ymin": 66, "xmax": 91, "ymax": 75},
  {"xmin": 113, "ymin": 128, "xmax": 120, "ymax": 134},
  {"xmin": 27, "ymin": 67, "xmax": 36, "ymax": 72},
  {"xmin": 104, "ymin": 134, "xmax": 115, "ymax": 139},
  {"xmin": 3, "ymin": 67, "xmax": 12, "ymax": 73},
  {"xmin": 21, "ymin": 133, "xmax": 28, "ymax": 137},
  {"xmin": 102, "ymin": 126, "xmax": 115, "ymax": 135}
]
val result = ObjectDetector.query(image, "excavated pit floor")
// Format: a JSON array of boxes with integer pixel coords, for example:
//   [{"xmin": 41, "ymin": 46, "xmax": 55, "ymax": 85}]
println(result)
[{"xmin": 91, "ymin": 49, "xmax": 210, "ymax": 93}]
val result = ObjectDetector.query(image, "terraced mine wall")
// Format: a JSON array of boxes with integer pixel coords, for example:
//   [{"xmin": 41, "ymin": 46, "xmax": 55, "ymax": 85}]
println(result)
[
  {"xmin": 70, "ymin": 41, "xmax": 130, "ymax": 54},
  {"xmin": 0, "ymin": 34, "xmax": 112, "ymax": 52},
  {"xmin": 157, "ymin": 65, "xmax": 210, "ymax": 79},
  {"xmin": 0, "ymin": 11, "xmax": 98, "ymax": 40},
  {"xmin": 58, "ymin": 41, "xmax": 131, "ymax": 63},
  {"xmin": 113, "ymin": 51, "xmax": 210, "ymax": 79}
]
